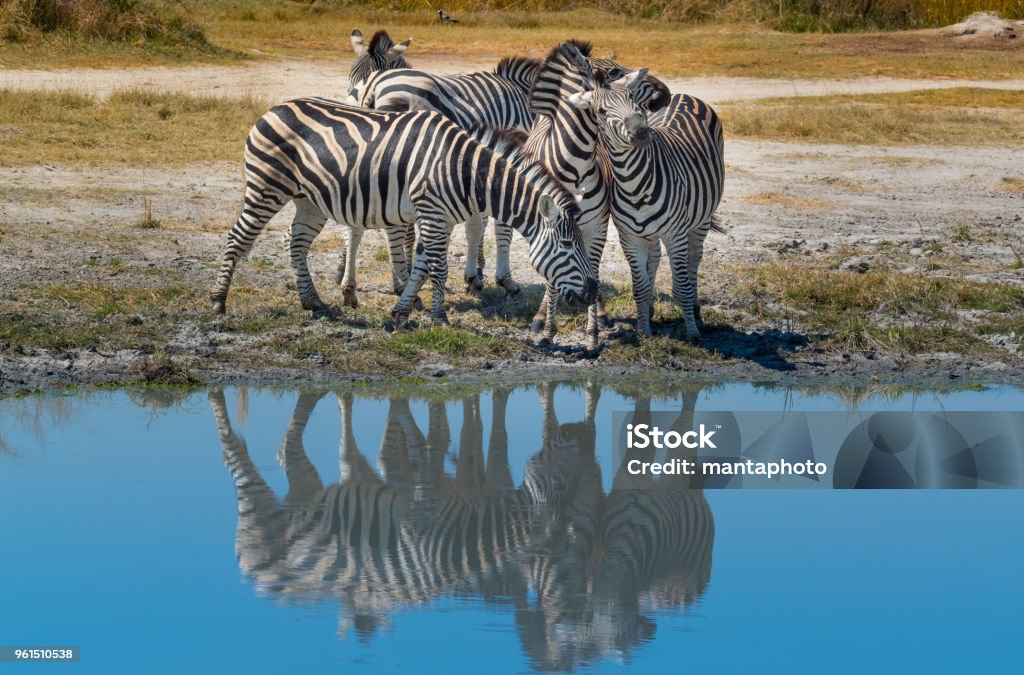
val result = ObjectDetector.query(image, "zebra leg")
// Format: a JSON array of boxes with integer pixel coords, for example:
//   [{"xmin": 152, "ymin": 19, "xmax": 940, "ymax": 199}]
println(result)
[
  {"xmin": 391, "ymin": 218, "xmax": 448, "ymax": 325},
  {"xmin": 688, "ymin": 221, "xmax": 711, "ymax": 325},
  {"xmin": 288, "ymin": 197, "xmax": 331, "ymax": 318},
  {"xmin": 621, "ymin": 233, "xmax": 654, "ymax": 337},
  {"xmin": 387, "ymin": 225, "xmax": 411, "ymax": 296},
  {"xmin": 647, "ymin": 239, "xmax": 661, "ymax": 323},
  {"xmin": 339, "ymin": 226, "xmax": 362, "ymax": 308},
  {"xmin": 584, "ymin": 216, "xmax": 611, "ymax": 328},
  {"xmin": 463, "ymin": 212, "xmax": 485, "ymax": 294},
  {"xmin": 582, "ymin": 223, "xmax": 607, "ymax": 350},
  {"xmin": 476, "ymin": 218, "xmax": 487, "ymax": 287},
  {"xmin": 210, "ymin": 184, "xmax": 288, "ymax": 314},
  {"xmin": 666, "ymin": 233, "xmax": 700, "ymax": 340},
  {"xmin": 540, "ymin": 285, "xmax": 559, "ymax": 345},
  {"xmin": 493, "ymin": 219, "xmax": 520, "ymax": 300}
]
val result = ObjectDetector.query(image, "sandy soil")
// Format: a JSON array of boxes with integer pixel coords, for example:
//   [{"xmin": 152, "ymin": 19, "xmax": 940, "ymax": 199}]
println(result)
[
  {"xmin": 3, "ymin": 55, "xmax": 1023, "ymax": 104},
  {"xmin": 1, "ymin": 57, "xmax": 1022, "ymax": 392}
]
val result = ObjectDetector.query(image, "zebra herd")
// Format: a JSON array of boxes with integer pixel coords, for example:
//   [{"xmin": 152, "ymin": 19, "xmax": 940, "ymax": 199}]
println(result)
[
  {"xmin": 210, "ymin": 29, "xmax": 725, "ymax": 349},
  {"xmin": 210, "ymin": 384, "xmax": 714, "ymax": 670}
]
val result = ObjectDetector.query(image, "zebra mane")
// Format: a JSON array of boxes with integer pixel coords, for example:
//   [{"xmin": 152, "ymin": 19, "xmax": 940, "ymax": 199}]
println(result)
[
  {"xmin": 466, "ymin": 125, "xmax": 581, "ymax": 218},
  {"xmin": 368, "ymin": 29, "xmax": 397, "ymax": 54},
  {"xmin": 494, "ymin": 56, "xmax": 542, "ymax": 91},
  {"xmin": 544, "ymin": 38, "xmax": 593, "ymax": 61},
  {"xmin": 529, "ymin": 39, "xmax": 594, "ymax": 119}
]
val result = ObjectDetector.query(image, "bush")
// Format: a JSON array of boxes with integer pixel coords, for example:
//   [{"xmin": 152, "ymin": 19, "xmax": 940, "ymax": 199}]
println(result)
[{"xmin": 1, "ymin": 0, "xmax": 208, "ymax": 44}]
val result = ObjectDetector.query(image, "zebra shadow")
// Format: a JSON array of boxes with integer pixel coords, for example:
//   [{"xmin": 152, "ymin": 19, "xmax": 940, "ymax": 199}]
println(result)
[
  {"xmin": 689, "ymin": 324, "xmax": 810, "ymax": 372},
  {"xmin": 210, "ymin": 381, "xmax": 714, "ymax": 671}
]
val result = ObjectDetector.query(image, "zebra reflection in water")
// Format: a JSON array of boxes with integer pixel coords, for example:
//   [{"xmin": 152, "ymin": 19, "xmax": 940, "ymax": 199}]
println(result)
[{"xmin": 211, "ymin": 384, "xmax": 714, "ymax": 671}]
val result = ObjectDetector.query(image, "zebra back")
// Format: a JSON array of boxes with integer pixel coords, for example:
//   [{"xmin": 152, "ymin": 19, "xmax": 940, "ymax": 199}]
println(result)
[{"xmin": 350, "ymin": 67, "xmax": 535, "ymax": 131}]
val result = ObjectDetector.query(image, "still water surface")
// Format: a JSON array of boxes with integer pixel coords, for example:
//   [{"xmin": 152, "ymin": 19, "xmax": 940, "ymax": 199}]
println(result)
[{"xmin": 2, "ymin": 381, "xmax": 1022, "ymax": 673}]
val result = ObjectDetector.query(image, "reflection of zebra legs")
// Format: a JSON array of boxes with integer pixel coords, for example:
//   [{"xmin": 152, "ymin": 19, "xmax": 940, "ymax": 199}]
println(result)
[{"xmin": 277, "ymin": 391, "xmax": 327, "ymax": 505}]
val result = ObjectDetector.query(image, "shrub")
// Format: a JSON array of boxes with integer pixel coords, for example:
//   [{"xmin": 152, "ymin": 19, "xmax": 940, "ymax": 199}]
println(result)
[{"xmin": 0, "ymin": 0, "xmax": 208, "ymax": 44}]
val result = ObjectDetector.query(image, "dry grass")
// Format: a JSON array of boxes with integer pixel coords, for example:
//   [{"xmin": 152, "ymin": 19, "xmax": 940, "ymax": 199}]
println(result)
[
  {"xmin": 735, "ymin": 261, "xmax": 1024, "ymax": 352},
  {"xmin": 0, "ymin": 89, "xmax": 267, "ymax": 166},
  {"xmin": 5, "ymin": 2, "xmax": 1022, "ymax": 77},
  {"xmin": 722, "ymin": 87, "xmax": 1024, "ymax": 145},
  {"xmin": 998, "ymin": 176, "xmax": 1024, "ymax": 193},
  {"xmin": 742, "ymin": 191, "xmax": 835, "ymax": 209}
]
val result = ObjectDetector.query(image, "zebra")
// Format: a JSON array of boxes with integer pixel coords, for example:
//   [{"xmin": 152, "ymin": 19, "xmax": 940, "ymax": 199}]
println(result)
[
  {"xmin": 520, "ymin": 40, "xmax": 671, "ymax": 348},
  {"xmin": 209, "ymin": 98, "xmax": 598, "ymax": 325},
  {"xmin": 211, "ymin": 384, "xmax": 714, "ymax": 658},
  {"xmin": 348, "ymin": 28, "xmax": 410, "ymax": 87},
  {"xmin": 341, "ymin": 42, "xmax": 668, "ymax": 347},
  {"xmin": 211, "ymin": 389, "xmax": 555, "ymax": 639},
  {"xmin": 339, "ymin": 55, "xmax": 543, "ymax": 304},
  {"xmin": 566, "ymin": 69, "xmax": 725, "ymax": 339}
]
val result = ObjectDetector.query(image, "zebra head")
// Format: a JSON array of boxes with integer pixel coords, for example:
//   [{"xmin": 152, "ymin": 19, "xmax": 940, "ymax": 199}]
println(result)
[
  {"xmin": 530, "ymin": 191, "xmax": 599, "ymax": 308},
  {"xmin": 348, "ymin": 29, "xmax": 411, "ymax": 88},
  {"xmin": 530, "ymin": 40, "xmax": 669, "ymax": 119},
  {"xmin": 566, "ymin": 69, "xmax": 653, "ymax": 149}
]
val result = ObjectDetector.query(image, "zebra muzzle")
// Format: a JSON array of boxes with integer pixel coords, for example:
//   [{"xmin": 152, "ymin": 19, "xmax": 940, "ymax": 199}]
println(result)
[{"xmin": 565, "ymin": 277, "xmax": 599, "ymax": 307}]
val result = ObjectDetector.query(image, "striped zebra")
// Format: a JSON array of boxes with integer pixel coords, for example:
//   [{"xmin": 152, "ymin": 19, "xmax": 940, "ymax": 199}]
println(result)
[
  {"xmin": 521, "ymin": 41, "xmax": 670, "ymax": 348},
  {"xmin": 211, "ymin": 389, "xmax": 555, "ymax": 638},
  {"xmin": 567, "ymin": 69, "xmax": 725, "ymax": 339},
  {"xmin": 209, "ymin": 98, "xmax": 598, "ymax": 324},
  {"xmin": 211, "ymin": 384, "xmax": 714, "ymax": 657},
  {"xmin": 348, "ymin": 28, "xmax": 411, "ymax": 86},
  {"xmin": 338, "ymin": 55, "xmax": 543, "ymax": 304}
]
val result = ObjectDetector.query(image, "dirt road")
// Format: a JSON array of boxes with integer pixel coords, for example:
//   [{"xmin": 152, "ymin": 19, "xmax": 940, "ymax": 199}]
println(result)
[{"xmin": 3, "ymin": 55, "xmax": 1024, "ymax": 103}]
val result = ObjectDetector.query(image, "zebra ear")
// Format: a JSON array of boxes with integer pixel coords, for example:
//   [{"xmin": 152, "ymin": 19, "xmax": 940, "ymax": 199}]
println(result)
[
  {"xmin": 539, "ymin": 194, "xmax": 560, "ymax": 222},
  {"xmin": 388, "ymin": 39, "xmax": 410, "ymax": 57},
  {"xmin": 351, "ymin": 29, "xmax": 366, "ymax": 57},
  {"xmin": 559, "ymin": 42, "xmax": 591, "ymax": 74},
  {"xmin": 607, "ymin": 51, "xmax": 617, "ymax": 60},
  {"xmin": 565, "ymin": 91, "xmax": 593, "ymax": 109},
  {"xmin": 622, "ymin": 68, "xmax": 649, "ymax": 93}
]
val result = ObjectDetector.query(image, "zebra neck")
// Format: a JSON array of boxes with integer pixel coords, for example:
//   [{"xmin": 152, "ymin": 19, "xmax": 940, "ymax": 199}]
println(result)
[
  {"xmin": 606, "ymin": 141, "xmax": 658, "ymax": 199},
  {"xmin": 478, "ymin": 167, "xmax": 541, "ymax": 242}
]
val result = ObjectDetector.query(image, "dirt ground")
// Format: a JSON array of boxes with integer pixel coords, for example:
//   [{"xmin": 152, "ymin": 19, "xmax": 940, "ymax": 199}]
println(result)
[{"xmin": 1, "ymin": 56, "xmax": 1023, "ymax": 393}]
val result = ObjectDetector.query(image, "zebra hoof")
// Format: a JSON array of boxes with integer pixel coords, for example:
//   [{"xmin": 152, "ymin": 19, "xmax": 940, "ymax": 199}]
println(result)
[
  {"xmin": 212, "ymin": 299, "xmax": 226, "ymax": 315},
  {"xmin": 464, "ymin": 275, "xmax": 483, "ymax": 294},
  {"xmin": 391, "ymin": 309, "xmax": 411, "ymax": 327},
  {"xmin": 311, "ymin": 305, "xmax": 336, "ymax": 320},
  {"xmin": 431, "ymin": 314, "xmax": 451, "ymax": 327},
  {"xmin": 536, "ymin": 336, "xmax": 553, "ymax": 347},
  {"xmin": 694, "ymin": 304, "xmax": 703, "ymax": 324},
  {"xmin": 341, "ymin": 286, "xmax": 358, "ymax": 309},
  {"xmin": 596, "ymin": 313, "xmax": 612, "ymax": 329},
  {"xmin": 413, "ymin": 297, "xmax": 424, "ymax": 311},
  {"xmin": 529, "ymin": 319, "xmax": 545, "ymax": 334}
]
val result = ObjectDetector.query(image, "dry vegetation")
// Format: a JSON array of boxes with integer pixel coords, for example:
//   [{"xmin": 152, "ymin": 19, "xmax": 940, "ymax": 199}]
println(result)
[
  {"xmin": 2, "ymin": 2, "xmax": 1023, "ymax": 77},
  {"xmin": 2, "ymin": 87, "xmax": 1020, "ymax": 170},
  {"xmin": 721, "ymin": 88, "xmax": 1024, "ymax": 145},
  {"xmin": 0, "ymin": 89, "xmax": 268, "ymax": 166}
]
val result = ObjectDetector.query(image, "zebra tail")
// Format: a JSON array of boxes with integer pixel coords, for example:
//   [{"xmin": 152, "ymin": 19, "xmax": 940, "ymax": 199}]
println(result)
[{"xmin": 709, "ymin": 216, "xmax": 726, "ymax": 234}]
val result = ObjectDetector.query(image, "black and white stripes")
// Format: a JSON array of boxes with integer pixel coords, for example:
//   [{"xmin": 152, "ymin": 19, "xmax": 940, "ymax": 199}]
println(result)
[{"xmin": 209, "ymin": 98, "xmax": 597, "ymax": 323}]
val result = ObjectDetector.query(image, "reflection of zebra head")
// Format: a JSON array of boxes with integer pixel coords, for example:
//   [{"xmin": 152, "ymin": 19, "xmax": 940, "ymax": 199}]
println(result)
[{"xmin": 348, "ymin": 29, "xmax": 410, "ymax": 88}]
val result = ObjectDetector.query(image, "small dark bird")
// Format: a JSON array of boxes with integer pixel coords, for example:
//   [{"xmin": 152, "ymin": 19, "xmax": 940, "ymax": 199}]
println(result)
[{"xmin": 438, "ymin": 9, "xmax": 459, "ymax": 25}]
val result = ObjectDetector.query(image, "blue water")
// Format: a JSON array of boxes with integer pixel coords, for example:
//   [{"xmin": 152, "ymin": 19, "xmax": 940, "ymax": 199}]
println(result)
[{"xmin": 1, "ymin": 382, "xmax": 1022, "ymax": 673}]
